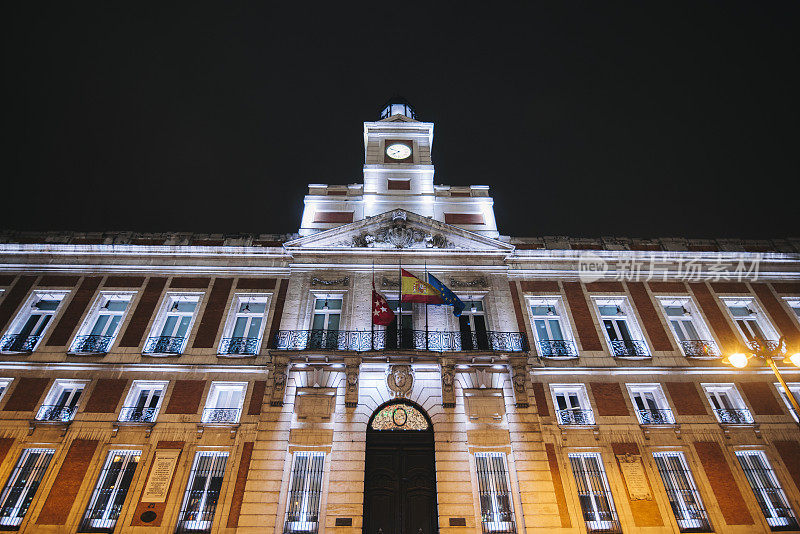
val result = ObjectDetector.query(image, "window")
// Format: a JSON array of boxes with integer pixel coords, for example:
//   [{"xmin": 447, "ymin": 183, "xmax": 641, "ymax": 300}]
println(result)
[
  {"xmin": 784, "ymin": 299, "xmax": 800, "ymax": 321},
  {"xmin": 0, "ymin": 379, "xmax": 11, "ymax": 403},
  {"xmin": 528, "ymin": 297, "xmax": 577, "ymax": 358},
  {"xmin": 79, "ymin": 450, "xmax": 141, "ymax": 533},
  {"xmin": 568, "ymin": 452, "xmax": 621, "ymax": 533},
  {"xmin": 459, "ymin": 299, "xmax": 490, "ymax": 350},
  {"xmin": 202, "ymin": 382, "xmax": 246, "ymax": 424},
  {"xmin": 37, "ymin": 379, "xmax": 87, "ymax": 422},
  {"xmin": 735, "ymin": 450, "xmax": 799, "ymax": 531},
  {"xmin": 702, "ymin": 384, "xmax": 753, "ymax": 424},
  {"xmin": 722, "ymin": 298, "xmax": 778, "ymax": 344},
  {"xmin": 474, "ymin": 452, "xmax": 516, "ymax": 534},
  {"xmin": 775, "ymin": 383, "xmax": 800, "ymax": 422},
  {"xmin": 119, "ymin": 381, "xmax": 167, "ymax": 423},
  {"xmin": 219, "ymin": 294, "xmax": 269, "ymax": 356},
  {"xmin": 308, "ymin": 295, "xmax": 342, "ymax": 349},
  {"xmin": 551, "ymin": 384, "xmax": 594, "ymax": 425},
  {"xmin": 1, "ymin": 291, "xmax": 67, "ymax": 352},
  {"xmin": 595, "ymin": 298, "xmax": 649, "ymax": 357},
  {"xmin": 382, "ymin": 297, "xmax": 414, "ymax": 350},
  {"xmin": 283, "ymin": 451, "xmax": 325, "ymax": 534},
  {"xmin": 71, "ymin": 293, "xmax": 133, "ymax": 354},
  {"xmin": 652, "ymin": 451, "xmax": 711, "ymax": 532},
  {"xmin": 627, "ymin": 384, "xmax": 674, "ymax": 424},
  {"xmin": 175, "ymin": 451, "xmax": 228, "ymax": 534},
  {"xmin": 0, "ymin": 448, "xmax": 55, "ymax": 529},
  {"xmin": 659, "ymin": 298, "xmax": 718, "ymax": 357},
  {"xmin": 143, "ymin": 294, "xmax": 201, "ymax": 355}
]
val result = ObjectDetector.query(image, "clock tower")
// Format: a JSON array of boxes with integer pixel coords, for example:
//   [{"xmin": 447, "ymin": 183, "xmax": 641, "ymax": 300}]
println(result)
[{"xmin": 299, "ymin": 98, "xmax": 499, "ymax": 238}]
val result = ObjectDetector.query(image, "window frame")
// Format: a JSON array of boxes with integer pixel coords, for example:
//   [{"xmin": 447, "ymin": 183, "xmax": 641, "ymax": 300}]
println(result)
[
  {"xmin": 651, "ymin": 450, "xmax": 712, "ymax": 532},
  {"xmin": 721, "ymin": 297, "xmax": 779, "ymax": 344},
  {"xmin": 526, "ymin": 296, "xmax": 577, "ymax": 358},
  {"xmin": 783, "ymin": 298, "xmax": 800, "ymax": 324},
  {"xmin": 567, "ymin": 451, "xmax": 622, "ymax": 533},
  {"xmin": 472, "ymin": 451, "xmax": 518, "ymax": 534},
  {"xmin": 1, "ymin": 290, "xmax": 69, "ymax": 353},
  {"xmin": 202, "ymin": 382, "xmax": 247, "ymax": 424},
  {"xmin": 0, "ymin": 447, "xmax": 55, "ymax": 529},
  {"xmin": 70, "ymin": 291, "xmax": 135, "ymax": 354},
  {"xmin": 0, "ymin": 378, "xmax": 11, "ymax": 405},
  {"xmin": 774, "ymin": 382, "xmax": 800, "ymax": 422},
  {"xmin": 593, "ymin": 296, "xmax": 650, "ymax": 357},
  {"xmin": 175, "ymin": 450, "xmax": 229, "ymax": 534},
  {"xmin": 36, "ymin": 379, "xmax": 89, "ymax": 422},
  {"xmin": 658, "ymin": 297, "xmax": 719, "ymax": 357},
  {"xmin": 734, "ymin": 449, "xmax": 799, "ymax": 530},
  {"xmin": 550, "ymin": 384, "xmax": 595, "ymax": 426},
  {"xmin": 144, "ymin": 292, "xmax": 203, "ymax": 355},
  {"xmin": 119, "ymin": 380, "xmax": 168, "ymax": 423},
  {"xmin": 309, "ymin": 292, "xmax": 344, "ymax": 332},
  {"xmin": 218, "ymin": 293, "xmax": 271, "ymax": 356},
  {"xmin": 626, "ymin": 383, "xmax": 675, "ymax": 425},
  {"xmin": 79, "ymin": 449, "xmax": 142, "ymax": 532},
  {"xmin": 282, "ymin": 450, "xmax": 327, "ymax": 534},
  {"xmin": 701, "ymin": 383, "xmax": 753, "ymax": 424}
]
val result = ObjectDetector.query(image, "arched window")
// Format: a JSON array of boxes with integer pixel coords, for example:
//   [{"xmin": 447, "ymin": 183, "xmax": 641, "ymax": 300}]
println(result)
[{"xmin": 370, "ymin": 403, "xmax": 429, "ymax": 431}]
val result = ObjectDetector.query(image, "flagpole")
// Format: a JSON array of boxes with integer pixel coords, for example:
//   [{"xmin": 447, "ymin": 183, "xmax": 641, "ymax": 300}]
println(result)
[
  {"xmin": 371, "ymin": 259, "xmax": 375, "ymax": 351},
  {"xmin": 398, "ymin": 258, "xmax": 402, "ymax": 350},
  {"xmin": 425, "ymin": 262, "xmax": 429, "ymax": 351}
]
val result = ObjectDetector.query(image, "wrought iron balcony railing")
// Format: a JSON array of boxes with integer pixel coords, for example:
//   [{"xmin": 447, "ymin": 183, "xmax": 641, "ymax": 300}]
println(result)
[
  {"xmin": 71, "ymin": 334, "xmax": 114, "ymax": 354},
  {"xmin": 218, "ymin": 336, "xmax": 260, "ymax": 356},
  {"xmin": 556, "ymin": 408, "xmax": 595, "ymax": 426},
  {"xmin": 714, "ymin": 408, "xmax": 754, "ymax": 424},
  {"xmin": 143, "ymin": 336, "xmax": 185, "ymax": 355},
  {"xmin": 270, "ymin": 329, "xmax": 528, "ymax": 353},
  {"xmin": 202, "ymin": 407, "xmax": 241, "ymax": 424},
  {"xmin": 36, "ymin": 404, "xmax": 78, "ymax": 422},
  {"xmin": 118, "ymin": 406, "xmax": 158, "ymax": 423},
  {"xmin": 537, "ymin": 339, "xmax": 578, "ymax": 358},
  {"xmin": 680, "ymin": 339, "xmax": 719, "ymax": 358},
  {"xmin": 609, "ymin": 339, "xmax": 649, "ymax": 358},
  {"xmin": 0, "ymin": 334, "xmax": 41, "ymax": 353},
  {"xmin": 637, "ymin": 408, "xmax": 675, "ymax": 425}
]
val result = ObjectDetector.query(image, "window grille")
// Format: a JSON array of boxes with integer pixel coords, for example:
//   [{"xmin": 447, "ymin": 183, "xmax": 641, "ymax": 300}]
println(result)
[
  {"xmin": 283, "ymin": 451, "xmax": 325, "ymax": 534},
  {"xmin": 474, "ymin": 452, "xmax": 516, "ymax": 534},
  {"xmin": 735, "ymin": 450, "xmax": 799, "ymax": 531},
  {"xmin": 652, "ymin": 452, "xmax": 712, "ymax": 532},
  {"xmin": 568, "ymin": 453, "xmax": 621, "ymax": 533},
  {"xmin": 79, "ymin": 450, "xmax": 141, "ymax": 533},
  {"xmin": 0, "ymin": 448, "xmax": 55, "ymax": 529},
  {"xmin": 175, "ymin": 451, "xmax": 228, "ymax": 534}
]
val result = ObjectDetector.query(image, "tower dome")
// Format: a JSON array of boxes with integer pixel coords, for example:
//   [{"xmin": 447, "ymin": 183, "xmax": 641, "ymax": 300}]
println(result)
[{"xmin": 379, "ymin": 96, "xmax": 417, "ymax": 120}]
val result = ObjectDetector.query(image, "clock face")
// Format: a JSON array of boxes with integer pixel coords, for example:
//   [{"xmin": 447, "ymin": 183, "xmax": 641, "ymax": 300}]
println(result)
[{"xmin": 385, "ymin": 143, "xmax": 412, "ymax": 160}]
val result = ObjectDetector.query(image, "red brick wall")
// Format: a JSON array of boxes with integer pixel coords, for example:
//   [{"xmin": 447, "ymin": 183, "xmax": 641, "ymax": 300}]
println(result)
[
  {"xmin": 192, "ymin": 278, "xmax": 233, "ymax": 348},
  {"xmin": 119, "ymin": 277, "xmax": 167, "ymax": 347},
  {"xmin": 739, "ymin": 382, "xmax": 784, "ymax": 415},
  {"xmin": 664, "ymin": 382, "xmax": 708, "ymax": 415},
  {"xmin": 627, "ymin": 282, "xmax": 673, "ymax": 351},
  {"xmin": 752, "ymin": 283, "xmax": 800, "ymax": 346},
  {"xmin": 130, "ymin": 441, "xmax": 184, "ymax": 527},
  {"xmin": 690, "ymin": 282, "xmax": 739, "ymax": 353},
  {"xmin": 647, "ymin": 281, "xmax": 688, "ymax": 293},
  {"xmin": 0, "ymin": 276, "xmax": 35, "ymax": 332},
  {"xmin": 226, "ymin": 442, "xmax": 254, "ymax": 528},
  {"xmin": 507, "ymin": 281, "xmax": 528, "ymax": 343},
  {"xmin": 164, "ymin": 380, "xmax": 206, "ymax": 414},
  {"xmin": 38, "ymin": 275, "xmax": 80, "ymax": 287},
  {"xmin": 236, "ymin": 278, "xmax": 277, "ymax": 290},
  {"xmin": 248, "ymin": 381, "xmax": 266, "ymax": 416},
  {"xmin": 103, "ymin": 276, "xmax": 145, "ymax": 287},
  {"xmin": 773, "ymin": 441, "xmax": 800, "ymax": 492},
  {"xmin": 531, "ymin": 382, "xmax": 550, "ymax": 417},
  {"xmin": 694, "ymin": 441, "xmax": 754, "ymax": 526},
  {"xmin": 83, "ymin": 379, "xmax": 127, "ymax": 413},
  {"xmin": 2, "ymin": 377, "xmax": 50, "ymax": 412},
  {"xmin": 169, "ymin": 277, "xmax": 210, "ymax": 289},
  {"xmin": 545, "ymin": 444, "xmax": 571, "ymax": 528},
  {"xmin": 265, "ymin": 279, "xmax": 288, "ymax": 343},
  {"xmin": 46, "ymin": 277, "xmax": 101, "ymax": 346},
  {"xmin": 585, "ymin": 281, "xmax": 624, "ymax": 292},
  {"xmin": 519, "ymin": 281, "xmax": 559, "ymax": 293},
  {"xmin": 772, "ymin": 282, "xmax": 800, "ymax": 294},
  {"xmin": 590, "ymin": 383, "xmax": 629, "ymax": 416},
  {"xmin": 563, "ymin": 282, "xmax": 602, "ymax": 351},
  {"xmin": 0, "ymin": 438, "xmax": 14, "ymax": 468},
  {"xmin": 611, "ymin": 443, "xmax": 663, "ymax": 527},
  {"xmin": 443, "ymin": 213, "xmax": 485, "ymax": 225},
  {"xmin": 37, "ymin": 439, "xmax": 99, "ymax": 525},
  {"xmin": 387, "ymin": 179, "xmax": 410, "ymax": 190},
  {"xmin": 710, "ymin": 282, "xmax": 750, "ymax": 294},
  {"xmin": 313, "ymin": 211, "xmax": 354, "ymax": 223}
]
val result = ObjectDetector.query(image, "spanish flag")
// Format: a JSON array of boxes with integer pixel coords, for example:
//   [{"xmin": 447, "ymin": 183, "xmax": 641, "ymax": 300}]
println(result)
[{"xmin": 400, "ymin": 269, "xmax": 444, "ymax": 304}]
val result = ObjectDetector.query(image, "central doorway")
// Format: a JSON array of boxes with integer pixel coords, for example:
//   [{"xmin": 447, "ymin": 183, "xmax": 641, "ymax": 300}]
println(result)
[{"xmin": 363, "ymin": 401, "xmax": 439, "ymax": 534}]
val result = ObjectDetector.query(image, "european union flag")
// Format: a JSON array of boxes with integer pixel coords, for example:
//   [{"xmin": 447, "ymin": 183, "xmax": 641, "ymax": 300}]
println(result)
[{"xmin": 427, "ymin": 274, "xmax": 465, "ymax": 317}]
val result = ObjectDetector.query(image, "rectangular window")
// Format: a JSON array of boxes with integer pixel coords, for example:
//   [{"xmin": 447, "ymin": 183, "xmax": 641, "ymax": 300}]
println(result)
[
  {"xmin": 568, "ymin": 452, "xmax": 621, "ymax": 533},
  {"xmin": 308, "ymin": 295, "xmax": 342, "ymax": 350},
  {"xmin": 722, "ymin": 298, "xmax": 778, "ymax": 344},
  {"xmin": 143, "ymin": 293, "xmax": 201, "ymax": 355},
  {"xmin": 702, "ymin": 384, "xmax": 753, "ymax": 424},
  {"xmin": 119, "ymin": 381, "xmax": 167, "ymax": 423},
  {"xmin": 0, "ymin": 448, "xmax": 55, "ymax": 529},
  {"xmin": 79, "ymin": 450, "xmax": 141, "ymax": 533},
  {"xmin": 775, "ymin": 383, "xmax": 800, "ymax": 422},
  {"xmin": 528, "ymin": 297, "xmax": 577, "ymax": 358},
  {"xmin": 37, "ymin": 379, "xmax": 87, "ymax": 422},
  {"xmin": 175, "ymin": 451, "xmax": 228, "ymax": 534},
  {"xmin": 219, "ymin": 294, "xmax": 269, "ymax": 356},
  {"xmin": 659, "ymin": 298, "xmax": 718, "ymax": 357},
  {"xmin": 202, "ymin": 382, "xmax": 246, "ymax": 424},
  {"xmin": 459, "ymin": 299, "xmax": 491, "ymax": 351},
  {"xmin": 474, "ymin": 452, "xmax": 516, "ymax": 534},
  {"xmin": 0, "ymin": 379, "xmax": 11, "ymax": 403},
  {"xmin": 784, "ymin": 299, "xmax": 800, "ymax": 321},
  {"xmin": 628, "ymin": 384, "xmax": 675, "ymax": 425},
  {"xmin": 283, "ymin": 451, "xmax": 325, "ymax": 534},
  {"xmin": 383, "ymin": 297, "xmax": 414, "ymax": 350},
  {"xmin": 595, "ymin": 298, "xmax": 649, "ymax": 357},
  {"xmin": 652, "ymin": 451, "xmax": 712, "ymax": 532},
  {"xmin": 551, "ymin": 384, "xmax": 594, "ymax": 425},
  {"xmin": 735, "ymin": 450, "xmax": 799, "ymax": 531},
  {"xmin": 71, "ymin": 292, "xmax": 133, "ymax": 354},
  {"xmin": 1, "ymin": 291, "xmax": 68, "ymax": 353}
]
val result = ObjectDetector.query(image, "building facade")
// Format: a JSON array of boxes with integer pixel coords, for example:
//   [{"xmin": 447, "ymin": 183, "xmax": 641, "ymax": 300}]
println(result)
[{"xmin": 0, "ymin": 100, "xmax": 799, "ymax": 534}]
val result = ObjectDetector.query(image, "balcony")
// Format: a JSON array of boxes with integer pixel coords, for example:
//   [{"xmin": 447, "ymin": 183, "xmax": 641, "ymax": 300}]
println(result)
[
  {"xmin": 36, "ymin": 404, "xmax": 77, "ymax": 422},
  {"xmin": 680, "ymin": 339, "xmax": 719, "ymax": 358},
  {"xmin": 714, "ymin": 408, "xmax": 754, "ymax": 424},
  {"xmin": 537, "ymin": 340, "xmax": 578, "ymax": 359},
  {"xmin": 609, "ymin": 339, "xmax": 649, "ymax": 358},
  {"xmin": 119, "ymin": 406, "xmax": 158, "ymax": 423},
  {"xmin": 0, "ymin": 334, "xmax": 40, "ymax": 353},
  {"xmin": 218, "ymin": 337, "xmax": 259, "ymax": 356},
  {"xmin": 270, "ymin": 330, "xmax": 528, "ymax": 353},
  {"xmin": 556, "ymin": 408, "xmax": 595, "ymax": 426},
  {"xmin": 71, "ymin": 334, "xmax": 113, "ymax": 354},
  {"xmin": 202, "ymin": 407, "xmax": 241, "ymax": 424},
  {"xmin": 637, "ymin": 408, "xmax": 675, "ymax": 425},
  {"xmin": 143, "ymin": 336, "xmax": 185, "ymax": 355}
]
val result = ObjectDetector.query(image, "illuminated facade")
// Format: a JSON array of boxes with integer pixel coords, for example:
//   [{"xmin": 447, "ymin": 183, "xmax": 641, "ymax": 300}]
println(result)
[{"xmin": 0, "ymin": 99, "xmax": 799, "ymax": 533}]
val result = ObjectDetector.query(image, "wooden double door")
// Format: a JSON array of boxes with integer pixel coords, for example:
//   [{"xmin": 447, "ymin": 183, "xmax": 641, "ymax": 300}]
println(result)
[{"xmin": 363, "ymin": 429, "xmax": 438, "ymax": 534}]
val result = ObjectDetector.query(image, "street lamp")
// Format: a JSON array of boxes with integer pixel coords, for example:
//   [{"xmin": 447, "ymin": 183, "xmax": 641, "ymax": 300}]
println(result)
[{"xmin": 721, "ymin": 336, "xmax": 800, "ymax": 423}]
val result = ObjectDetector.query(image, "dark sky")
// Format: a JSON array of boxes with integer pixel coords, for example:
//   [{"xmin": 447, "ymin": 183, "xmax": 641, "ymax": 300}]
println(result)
[{"xmin": 4, "ymin": 2, "xmax": 799, "ymax": 239}]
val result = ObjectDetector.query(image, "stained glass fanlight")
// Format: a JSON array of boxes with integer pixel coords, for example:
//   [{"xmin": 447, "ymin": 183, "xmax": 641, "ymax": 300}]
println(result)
[{"xmin": 370, "ymin": 403, "xmax": 429, "ymax": 431}]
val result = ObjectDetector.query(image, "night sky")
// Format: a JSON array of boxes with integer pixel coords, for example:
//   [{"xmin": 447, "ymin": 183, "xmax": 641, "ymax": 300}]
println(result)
[{"xmin": 4, "ymin": 3, "xmax": 798, "ymax": 239}]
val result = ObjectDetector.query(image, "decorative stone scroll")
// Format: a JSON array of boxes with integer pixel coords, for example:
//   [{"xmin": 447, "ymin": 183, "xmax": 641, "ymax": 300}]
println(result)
[
  {"xmin": 347, "ymin": 211, "xmax": 455, "ymax": 249},
  {"xmin": 441, "ymin": 358, "xmax": 456, "ymax": 408},
  {"xmin": 387, "ymin": 364, "xmax": 413, "ymax": 397},
  {"xmin": 344, "ymin": 356, "xmax": 361, "ymax": 407},
  {"xmin": 269, "ymin": 355, "xmax": 289, "ymax": 406},
  {"xmin": 310, "ymin": 276, "xmax": 350, "ymax": 287},
  {"xmin": 448, "ymin": 276, "xmax": 488, "ymax": 288},
  {"xmin": 509, "ymin": 359, "xmax": 530, "ymax": 408}
]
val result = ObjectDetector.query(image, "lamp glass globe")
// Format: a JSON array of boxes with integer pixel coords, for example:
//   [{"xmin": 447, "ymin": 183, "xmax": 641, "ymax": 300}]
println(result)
[{"xmin": 729, "ymin": 353, "xmax": 749, "ymax": 368}]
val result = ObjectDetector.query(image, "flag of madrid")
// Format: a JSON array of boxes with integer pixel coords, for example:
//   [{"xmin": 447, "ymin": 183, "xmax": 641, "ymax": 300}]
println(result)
[{"xmin": 372, "ymin": 288, "xmax": 395, "ymax": 326}]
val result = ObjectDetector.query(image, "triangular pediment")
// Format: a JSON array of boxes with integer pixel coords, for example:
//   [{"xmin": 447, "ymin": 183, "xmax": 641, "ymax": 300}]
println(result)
[
  {"xmin": 285, "ymin": 210, "xmax": 514, "ymax": 252},
  {"xmin": 379, "ymin": 114, "xmax": 418, "ymax": 123}
]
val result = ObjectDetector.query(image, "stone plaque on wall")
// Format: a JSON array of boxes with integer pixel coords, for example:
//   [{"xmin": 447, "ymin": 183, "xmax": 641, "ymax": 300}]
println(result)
[
  {"xmin": 141, "ymin": 449, "xmax": 181, "ymax": 503},
  {"xmin": 616, "ymin": 454, "xmax": 652, "ymax": 501}
]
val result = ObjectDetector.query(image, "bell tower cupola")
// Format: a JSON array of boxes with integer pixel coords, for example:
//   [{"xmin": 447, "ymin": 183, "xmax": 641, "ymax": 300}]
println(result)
[{"xmin": 379, "ymin": 96, "xmax": 417, "ymax": 120}]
